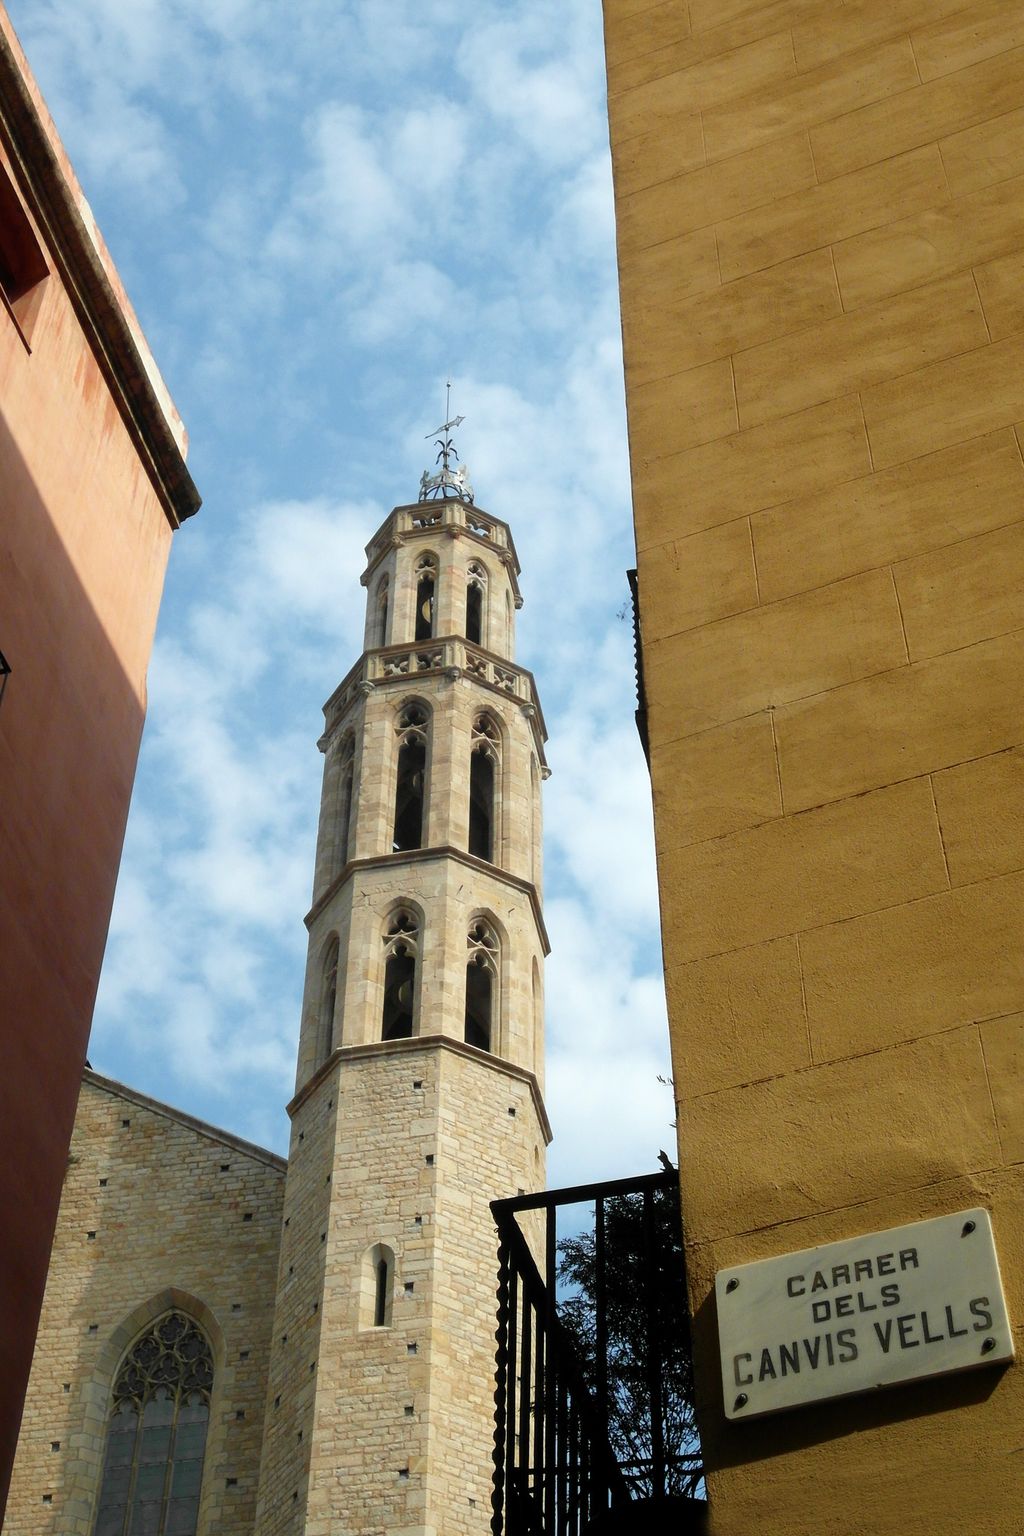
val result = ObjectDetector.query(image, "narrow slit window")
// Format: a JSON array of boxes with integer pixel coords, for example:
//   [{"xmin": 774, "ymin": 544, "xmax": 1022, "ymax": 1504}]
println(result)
[
  {"xmin": 335, "ymin": 735, "xmax": 355, "ymax": 872},
  {"xmin": 465, "ymin": 920, "xmax": 499, "ymax": 1053},
  {"xmin": 469, "ymin": 714, "xmax": 499, "ymax": 863},
  {"xmin": 375, "ymin": 576, "xmax": 389, "ymax": 647},
  {"xmin": 374, "ymin": 1258, "xmax": 389, "ymax": 1326},
  {"xmin": 319, "ymin": 936, "xmax": 339, "ymax": 1061},
  {"xmin": 382, "ymin": 909, "xmax": 418, "ymax": 1041}
]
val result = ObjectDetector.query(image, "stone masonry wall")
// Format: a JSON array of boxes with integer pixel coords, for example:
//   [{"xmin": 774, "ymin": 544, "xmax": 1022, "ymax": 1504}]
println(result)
[{"xmin": 6, "ymin": 1072, "xmax": 284, "ymax": 1536}]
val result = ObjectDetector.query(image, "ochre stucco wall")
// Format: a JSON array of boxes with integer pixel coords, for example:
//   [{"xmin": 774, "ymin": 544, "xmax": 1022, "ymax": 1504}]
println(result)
[{"xmin": 602, "ymin": 3, "xmax": 1024, "ymax": 1531}]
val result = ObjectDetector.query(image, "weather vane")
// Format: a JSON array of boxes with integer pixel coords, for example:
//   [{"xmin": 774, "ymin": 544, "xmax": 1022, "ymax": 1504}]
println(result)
[{"xmin": 419, "ymin": 381, "xmax": 475, "ymax": 503}]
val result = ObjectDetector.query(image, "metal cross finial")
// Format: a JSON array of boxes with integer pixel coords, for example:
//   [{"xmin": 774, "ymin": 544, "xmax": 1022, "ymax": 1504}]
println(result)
[{"xmin": 419, "ymin": 380, "xmax": 474, "ymax": 503}]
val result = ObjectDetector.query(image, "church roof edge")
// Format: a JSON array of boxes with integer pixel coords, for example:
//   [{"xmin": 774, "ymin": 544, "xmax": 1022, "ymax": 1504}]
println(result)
[{"xmin": 81, "ymin": 1068, "xmax": 287, "ymax": 1173}]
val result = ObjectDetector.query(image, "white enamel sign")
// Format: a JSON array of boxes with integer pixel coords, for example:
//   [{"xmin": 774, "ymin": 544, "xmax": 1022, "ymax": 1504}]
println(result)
[{"xmin": 716, "ymin": 1208, "xmax": 1013, "ymax": 1420}]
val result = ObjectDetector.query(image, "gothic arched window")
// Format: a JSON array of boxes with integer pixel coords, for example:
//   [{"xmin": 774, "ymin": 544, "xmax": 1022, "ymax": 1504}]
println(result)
[
  {"xmin": 393, "ymin": 702, "xmax": 429, "ymax": 851},
  {"xmin": 414, "ymin": 554, "xmax": 437, "ymax": 642},
  {"xmin": 375, "ymin": 574, "xmax": 390, "ymax": 646},
  {"xmin": 382, "ymin": 908, "xmax": 419, "ymax": 1041},
  {"xmin": 466, "ymin": 562, "xmax": 486, "ymax": 647},
  {"xmin": 335, "ymin": 735, "xmax": 355, "ymax": 873},
  {"xmin": 469, "ymin": 713, "xmax": 499, "ymax": 863},
  {"xmin": 93, "ymin": 1311, "xmax": 213, "ymax": 1536},
  {"xmin": 319, "ymin": 935, "xmax": 340, "ymax": 1061},
  {"xmin": 465, "ymin": 918, "xmax": 499, "ymax": 1052}
]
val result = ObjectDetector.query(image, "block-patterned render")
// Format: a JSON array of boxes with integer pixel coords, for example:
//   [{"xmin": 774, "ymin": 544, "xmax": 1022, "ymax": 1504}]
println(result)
[{"xmin": 601, "ymin": 1, "xmax": 1024, "ymax": 1532}]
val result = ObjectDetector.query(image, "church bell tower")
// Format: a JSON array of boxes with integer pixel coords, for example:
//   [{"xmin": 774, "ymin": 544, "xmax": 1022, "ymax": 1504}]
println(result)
[{"xmin": 253, "ymin": 419, "xmax": 551, "ymax": 1535}]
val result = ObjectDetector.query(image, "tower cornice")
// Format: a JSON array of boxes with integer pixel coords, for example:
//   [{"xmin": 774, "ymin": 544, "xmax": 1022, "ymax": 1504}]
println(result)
[
  {"xmin": 304, "ymin": 845, "xmax": 551, "ymax": 955},
  {"xmin": 321, "ymin": 639, "xmax": 550, "ymax": 769},
  {"xmin": 360, "ymin": 500, "xmax": 523, "ymax": 606},
  {"xmin": 286, "ymin": 1033, "xmax": 553, "ymax": 1145}
]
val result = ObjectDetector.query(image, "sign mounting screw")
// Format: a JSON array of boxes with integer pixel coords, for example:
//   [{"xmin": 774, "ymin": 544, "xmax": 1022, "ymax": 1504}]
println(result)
[
  {"xmin": 981, "ymin": 1337, "xmax": 996, "ymax": 1354},
  {"xmin": 961, "ymin": 1220, "xmax": 976, "ymax": 1237},
  {"xmin": 733, "ymin": 1393, "xmax": 748, "ymax": 1410},
  {"xmin": 726, "ymin": 1278, "xmax": 739, "ymax": 1293}
]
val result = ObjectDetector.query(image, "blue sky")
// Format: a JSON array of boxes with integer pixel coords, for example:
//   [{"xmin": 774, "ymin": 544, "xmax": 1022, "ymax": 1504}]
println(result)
[{"xmin": 11, "ymin": 0, "xmax": 674, "ymax": 1186}]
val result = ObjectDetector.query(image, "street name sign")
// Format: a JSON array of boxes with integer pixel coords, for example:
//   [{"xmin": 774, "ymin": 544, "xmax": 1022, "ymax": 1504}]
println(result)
[{"xmin": 716, "ymin": 1208, "xmax": 1013, "ymax": 1420}]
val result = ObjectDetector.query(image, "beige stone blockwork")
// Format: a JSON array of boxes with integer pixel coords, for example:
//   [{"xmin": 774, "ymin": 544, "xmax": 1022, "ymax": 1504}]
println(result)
[
  {"xmin": 626, "ymin": 247, "xmax": 840, "ymax": 387},
  {"xmin": 618, "ymin": 227, "xmax": 720, "ymax": 319},
  {"xmin": 941, "ymin": 103, "xmax": 1024, "ymax": 197},
  {"xmin": 791, "ymin": 0, "xmax": 971, "ymax": 71},
  {"xmin": 612, "ymin": 106, "xmax": 704, "ymax": 200},
  {"xmin": 775, "ymin": 630, "xmax": 1024, "ymax": 811},
  {"xmin": 616, "ymin": 130, "xmax": 816, "ymax": 254},
  {"xmin": 665, "ymin": 936, "xmax": 808, "ymax": 1098},
  {"xmin": 635, "ymin": 395, "xmax": 871, "ymax": 551},
  {"xmin": 638, "ymin": 518, "xmax": 757, "ymax": 639},
  {"xmin": 734, "ymin": 271, "xmax": 988, "ymax": 429},
  {"xmin": 981, "ymin": 1013, "xmax": 1024, "ymax": 1165},
  {"xmin": 612, "ymin": 30, "xmax": 797, "ymax": 143},
  {"xmin": 893, "ymin": 519, "xmax": 1024, "ymax": 661},
  {"xmin": 660, "ymin": 778, "xmax": 947, "ymax": 965},
  {"xmin": 716, "ymin": 143, "xmax": 948, "ymax": 284},
  {"xmin": 912, "ymin": 0, "xmax": 1024, "ymax": 81},
  {"xmin": 933, "ymin": 746, "xmax": 1024, "ymax": 885},
  {"xmin": 800, "ymin": 870, "xmax": 1024, "ymax": 1061},
  {"xmin": 603, "ymin": 0, "xmax": 693, "ymax": 70},
  {"xmin": 629, "ymin": 358, "xmax": 738, "ymax": 457},
  {"xmin": 676, "ymin": 1027, "xmax": 1001, "ymax": 1241},
  {"xmin": 833, "ymin": 172, "xmax": 1024, "ymax": 312},
  {"xmin": 650, "ymin": 713, "xmax": 782, "ymax": 849},
  {"xmin": 973, "ymin": 246, "xmax": 1024, "ymax": 340},
  {"xmin": 704, "ymin": 37, "xmax": 919, "ymax": 162},
  {"xmin": 811, "ymin": 44, "xmax": 1024, "ymax": 182},
  {"xmin": 645, "ymin": 567, "xmax": 906, "ymax": 742},
  {"xmin": 6, "ymin": 1075, "xmax": 284, "ymax": 1536},
  {"xmin": 750, "ymin": 430, "xmax": 1024, "ymax": 604}
]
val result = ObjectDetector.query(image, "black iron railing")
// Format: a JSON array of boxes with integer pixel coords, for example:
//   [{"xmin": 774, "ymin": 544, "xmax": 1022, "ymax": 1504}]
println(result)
[{"xmin": 491, "ymin": 1170, "xmax": 705, "ymax": 1535}]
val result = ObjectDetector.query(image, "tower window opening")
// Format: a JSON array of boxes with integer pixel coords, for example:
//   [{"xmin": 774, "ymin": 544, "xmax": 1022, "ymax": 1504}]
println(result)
[
  {"xmin": 93, "ymin": 1311, "xmax": 213, "ymax": 1536},
  {"xmin": 469, "ymin": 714, "xmax": 499, "ymax": 862},
  {"xmin": 335, "ymin": 735, "xmax": 355, "ymax": 873},
  {"xmin": 466, "ymin": 562, "xmax": 486, "ymax": 647},
  {"xmin": 375, "ymin": 575, "xmax": 389, "ymax": 646},
  {"xmin": 465, "ymin": 920, "xmax": 498, "ymax": 1052},
  {"xmin": 393, "ymin": 703, "xmax": 428, "ymax": 851},
  {"xmin": 319, "ymin": 936, "xmax": 340, "ymax": 1062},
  {"xmin": 361, "ymin": 1243, "xmax": 395, "ymax": 1329},
  {"xmin": 382, "ymin": 909, "xmax": 419, "ymax": 1041},
  {"xmin": 414, "ymin": 556, "xmax": 437, "ymax": 641}
]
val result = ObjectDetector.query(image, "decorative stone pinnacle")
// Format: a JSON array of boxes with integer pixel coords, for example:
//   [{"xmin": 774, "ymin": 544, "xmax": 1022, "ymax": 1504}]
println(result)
[{"xmin": 419, "ymin": 381, "xmax": 475, "ymax": 504}]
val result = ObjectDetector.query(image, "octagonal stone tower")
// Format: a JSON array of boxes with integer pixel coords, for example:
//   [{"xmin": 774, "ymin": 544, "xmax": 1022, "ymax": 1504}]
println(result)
[{"xmin": 254, "ymin": 479, "xmax": 551, "ymax": 1536}]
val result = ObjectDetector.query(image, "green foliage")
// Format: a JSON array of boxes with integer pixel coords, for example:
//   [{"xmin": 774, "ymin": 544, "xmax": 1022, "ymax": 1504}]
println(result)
[{"xmin": 556, "ymin": 1182, "xmax": 703, "ymax": 1500}]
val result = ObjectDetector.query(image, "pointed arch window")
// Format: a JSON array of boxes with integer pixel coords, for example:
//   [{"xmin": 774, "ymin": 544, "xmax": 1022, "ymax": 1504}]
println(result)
[
  {"xmin": 466, "ymin": 561, "xmax": 486, "ymax": 647},
  {"xmin": 414, "ymin": 554, "xmax": 437, "ymax": 641},
  {"xmin": 374, "ymin": 575, "xmax": 390, "ymax": 647},
  {"xmin": 359, "ymin": 1242, "xmax": 395, "ymax": 1329},
  {"xmin": 465, "ymin": 919, "xmax": 499, "ymax": 1052},
  {"xmin": 382, "ymin": 908, "xmax": 418, "ymax": 1041},
  {"xmin": 93, "ymin": 1311, "xmax": 213, "ymax": 1536},
  {"xmin": 319, "ymin": 936, "xmax": 340, "ymax": 1061},
  {"xmin": 393, "ymin": 702, "xmax": 429, "ymax": 851},
  {"xmin": 335, "ymin": 735, "xmax": 355, "ymax": 872},
  {"xmin": 469, "ymin": 713, "xmax": 499, "ymax": 862}
]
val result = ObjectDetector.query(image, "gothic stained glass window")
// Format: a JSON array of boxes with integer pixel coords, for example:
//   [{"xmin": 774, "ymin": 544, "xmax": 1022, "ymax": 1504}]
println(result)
[{"xmin": 93, "ymin": 1312, "xmax": 213, "ymax": 1536}]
